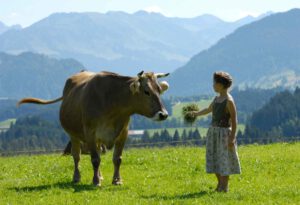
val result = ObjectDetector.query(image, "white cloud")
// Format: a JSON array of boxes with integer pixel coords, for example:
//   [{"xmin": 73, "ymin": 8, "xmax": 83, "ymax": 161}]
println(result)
[{"xmin": 9, "ymin": 12, "xmax": 19, "ymax": 18}]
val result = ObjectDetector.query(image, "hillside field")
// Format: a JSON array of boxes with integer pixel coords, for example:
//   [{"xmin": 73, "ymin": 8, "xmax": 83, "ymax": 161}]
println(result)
[
  {"xmin": 0, "ymin": 143, "xmax": 299, "ymax": 204},
  {"xmin": 146, "ymin": 98, "xmax": 245, "ymax": 136},
  {"xmin": 0, "ymin": 118, "xmax": 15, "ymax": 128},
  {"xmin": 171, "ymin": 98, "xmax": 212, "ymax": 119}
]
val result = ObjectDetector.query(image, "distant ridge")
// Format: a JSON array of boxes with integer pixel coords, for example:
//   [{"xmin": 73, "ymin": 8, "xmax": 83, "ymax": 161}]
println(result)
[{"xmin": 166, "ymin": 9, "xmax": 300, "ymax": 96}]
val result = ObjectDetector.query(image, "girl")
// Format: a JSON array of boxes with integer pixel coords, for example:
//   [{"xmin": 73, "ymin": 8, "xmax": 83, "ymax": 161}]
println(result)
[{"xmin": 192, "ymin": 71, "xmax": 241, "ymax": 192}]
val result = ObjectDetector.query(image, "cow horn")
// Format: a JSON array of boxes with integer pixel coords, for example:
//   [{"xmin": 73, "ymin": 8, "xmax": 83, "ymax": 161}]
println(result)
[
  {"xmin": 155, "ymin": 73, "xmax": 170, "ymax": 78},
  {"xmin": 137, "ymin": 70, "xmax": 144, "ymax": 78}
]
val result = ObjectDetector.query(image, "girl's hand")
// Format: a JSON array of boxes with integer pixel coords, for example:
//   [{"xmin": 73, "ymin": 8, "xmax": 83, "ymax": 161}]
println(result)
[
  {"xmin": 190, "ymin": 111, "xmax": 198, "ymax": 117},
  {"xmin": 228, "ymin": 135, "xmax": 236, "ymax": 151}
]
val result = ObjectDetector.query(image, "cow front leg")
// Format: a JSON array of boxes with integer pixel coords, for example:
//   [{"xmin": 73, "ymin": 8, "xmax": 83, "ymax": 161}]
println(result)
[
  {"xmin": 96, "ymin": 142, "xmax": 104, "ymax": 181},
  {"xmin": 112, "ymin": 136, "xmax": 126, "ymax": 185},
  {"xmin": 89, "ymin": 143, "xmax": 101, "ymax": 186},
  {"xmin": 71, "ymin": 139, "xmax": 81, "ymax": 183}
]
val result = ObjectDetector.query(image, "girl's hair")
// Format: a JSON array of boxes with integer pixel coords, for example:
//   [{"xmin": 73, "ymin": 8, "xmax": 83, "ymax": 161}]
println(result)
[{"xmin": 213, "ymin": 71, "xmax": 233, "ymax": 89}]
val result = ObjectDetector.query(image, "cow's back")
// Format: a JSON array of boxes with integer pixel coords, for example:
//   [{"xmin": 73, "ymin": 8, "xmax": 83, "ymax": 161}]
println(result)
[
  {"xmin": 60, "ymin": 71, "xmax": 96, "ymax": 137},
  {"xmin": 59, "ymin": 71, "xmax": 123, "ymax": 140},
  {"xmin": 62, "ymin": 71, "xmax": 95, "ymax": 96}
]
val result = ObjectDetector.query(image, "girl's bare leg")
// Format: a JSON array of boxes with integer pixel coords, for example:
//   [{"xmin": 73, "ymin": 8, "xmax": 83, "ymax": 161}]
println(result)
[
  {"xmin": 219, "ymin": 176, "xmax": 229, "ymax": 192},
  {"xmin": 215, "ymin": 173, "xmax": 221, "ymax": 191}
]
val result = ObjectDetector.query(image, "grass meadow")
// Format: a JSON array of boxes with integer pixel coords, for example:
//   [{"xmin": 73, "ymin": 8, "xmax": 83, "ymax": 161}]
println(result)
[{"xmin": 0, "ymin": 142, "xmax": 299, "ymax": 204}]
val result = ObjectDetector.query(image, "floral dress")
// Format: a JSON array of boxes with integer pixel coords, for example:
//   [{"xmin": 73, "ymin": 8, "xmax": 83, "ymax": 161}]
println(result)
[{"xmin": 206, "ymin": 96, "xmax": 241, "ymax": 175}]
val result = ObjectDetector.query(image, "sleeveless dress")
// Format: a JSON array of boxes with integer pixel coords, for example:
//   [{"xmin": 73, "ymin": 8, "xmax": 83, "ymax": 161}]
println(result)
[{"xmin": 205, "ymin": 96, "xmax": 241, "ymax": 176}]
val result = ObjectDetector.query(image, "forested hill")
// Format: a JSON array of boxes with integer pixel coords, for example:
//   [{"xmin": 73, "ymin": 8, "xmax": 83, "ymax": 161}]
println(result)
[
  {"xmin": 243, "ymin": 87, "xmax": 300, "ymax": 138},
  {"xmin": 0, "ymin": 52, "xmax": 84, "ymax": 99},
  {"xmin": 0, "ymin": 116, "xmax": 68, "ymax": 152},
  {"xmin": 166, "ymin": 9, "xmax": 300, "ymax": 96}
]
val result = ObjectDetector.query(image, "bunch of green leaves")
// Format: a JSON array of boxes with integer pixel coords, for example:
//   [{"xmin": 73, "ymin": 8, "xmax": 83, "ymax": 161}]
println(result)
[{"xmin": 182, "ymin": 104, "xmax": 199, "ymax": 124}]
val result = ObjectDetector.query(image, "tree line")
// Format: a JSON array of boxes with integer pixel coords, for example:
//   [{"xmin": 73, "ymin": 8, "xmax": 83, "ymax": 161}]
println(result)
[
  {"xmin": 0, "ymin": 116, "xmax": 68, "ymax": 152},
  {"xmin": 127, "ymin": 128, "xmax": 203, "ymax": 147}
]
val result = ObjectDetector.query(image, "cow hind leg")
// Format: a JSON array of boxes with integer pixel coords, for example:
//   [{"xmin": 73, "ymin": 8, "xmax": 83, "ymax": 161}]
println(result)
[
  {"xmin": 89, "ymin": 142, "xmax": 101, "ymax": 186},
  {"xmin": 71, "ymin": 139, "xmax": 81, "ymax": 183},
  {"xmin": 62, "ymin": 141, "xmax": 72, "ymax": 155}
]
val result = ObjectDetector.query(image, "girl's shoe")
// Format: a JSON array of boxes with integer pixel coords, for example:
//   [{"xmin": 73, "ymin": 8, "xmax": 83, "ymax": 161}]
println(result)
[
  {"xmin": 214, "ymin": 183, "xmax": 221, "ymax": 192},
  {"xmin": 217, "ymin": 184, "xmax": 229, "ymax": 192},
  {"xmin": 220, "ymin": 185, "xmax": 229, "ymax": 192}
]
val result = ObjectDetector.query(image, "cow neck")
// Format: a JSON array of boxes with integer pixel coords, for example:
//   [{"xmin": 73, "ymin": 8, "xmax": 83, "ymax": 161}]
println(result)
[
  {"xmin": 125, "ymin": 77, "xmax": 138, "ymax": 116},
  {"xmin": 109, "ymin": 76, "xmax": 137, "ymax": 117}
]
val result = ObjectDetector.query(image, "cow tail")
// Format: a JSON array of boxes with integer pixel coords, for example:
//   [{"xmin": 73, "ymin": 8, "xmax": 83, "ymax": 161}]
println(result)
[{"xmin": 17, "ymin": 96, "xmax": 63, "ymax": 107}]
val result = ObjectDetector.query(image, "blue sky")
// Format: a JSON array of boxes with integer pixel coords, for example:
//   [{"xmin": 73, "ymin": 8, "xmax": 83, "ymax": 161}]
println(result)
[{"xmin": 1, "ymin": 0, "xmax": 300, "ymax": 27}]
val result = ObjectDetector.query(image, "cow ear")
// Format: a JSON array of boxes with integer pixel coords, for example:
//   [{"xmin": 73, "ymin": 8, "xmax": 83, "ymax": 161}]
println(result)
[
  {"xmin": 137, "ymin": 70, "xmax": 144, "ymax": 78},
  {"xmin": 159, "ymin": 81, "xmax": 169, "ymax": 94},
  {"xmin": 130, "ymin": 80, "xmax": 140, "ymax": 94}
]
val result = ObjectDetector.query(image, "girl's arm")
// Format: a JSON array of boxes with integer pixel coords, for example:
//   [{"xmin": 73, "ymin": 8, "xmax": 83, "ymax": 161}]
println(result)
[
  {"xmin": 193, "ymin": 100, "xmax": 214, "ymax": 117},
  {"xmin": 227, "ymin": 98, "xmax": 238, "ymax": 148}
]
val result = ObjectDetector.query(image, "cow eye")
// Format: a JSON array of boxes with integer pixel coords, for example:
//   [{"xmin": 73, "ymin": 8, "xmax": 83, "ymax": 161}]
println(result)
[{"xmin": 144, "ymin": 90, "xmax": 150, "ymax": 96}]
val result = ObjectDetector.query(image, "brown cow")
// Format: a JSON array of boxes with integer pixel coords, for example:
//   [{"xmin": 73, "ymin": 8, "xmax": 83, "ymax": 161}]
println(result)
[{"xmin": 18, "ymin": 70, "xmax": 169, "ymax": 186}]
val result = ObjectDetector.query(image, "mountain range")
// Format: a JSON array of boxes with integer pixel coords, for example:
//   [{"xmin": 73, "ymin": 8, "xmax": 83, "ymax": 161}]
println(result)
[
  {"xmin": 0, "ymin": 11, "xmax": 268, "ymax": 75},
  {"xmin": 1, "ymin": 9, "xmax": 298, "ymax": 98},
  {"xmin": 166, "ymin": 9, "xmax": 300, "ymax": 96},
  {"xmin": 0, "ymin": 52, "xmax": 84, "ymax": 99},
  {"xmin": 0, "ymin": 22, "xmax": 21, "ymax": 35}
]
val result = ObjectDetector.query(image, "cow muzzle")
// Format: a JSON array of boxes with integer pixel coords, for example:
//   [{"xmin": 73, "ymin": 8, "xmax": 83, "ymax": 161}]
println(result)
[{"xmin": 151, "ymin": 109, "xmax": 169, "ymax": 121}]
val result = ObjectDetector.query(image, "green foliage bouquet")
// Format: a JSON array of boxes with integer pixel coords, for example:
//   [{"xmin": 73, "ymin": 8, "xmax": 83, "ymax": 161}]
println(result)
[{"xmin": 182, "ymin": 104, "xmax": 199, "ymax": 124}]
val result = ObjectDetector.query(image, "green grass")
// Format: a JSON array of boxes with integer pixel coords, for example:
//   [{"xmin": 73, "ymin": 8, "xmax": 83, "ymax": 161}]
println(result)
[
  {"xmin": 0, "ymin": 143, "xmax": 299, "ymax": 204},
  {"xmin": 171, "ymin": 98, "xmax": 212, "ymax": 119},
  {"xmin": 0, "ymin": 118, "xmax": 16, "ymax": 128}
]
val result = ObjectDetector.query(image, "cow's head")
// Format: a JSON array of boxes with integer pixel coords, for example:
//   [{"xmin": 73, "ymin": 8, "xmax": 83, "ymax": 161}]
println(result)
[{"xmin": 130, "ymin": 71, "xmax": 169, "ymax": 121}]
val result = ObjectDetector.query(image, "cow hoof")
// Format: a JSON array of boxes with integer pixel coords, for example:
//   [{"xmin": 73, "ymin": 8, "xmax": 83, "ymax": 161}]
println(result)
[
  {"xmin": 72, "ymin": 176, "xmax": 81, "ymax": 184},
  {"xmin": 93, "ymin": 182, "xmax": 101, "ymax": 187},
  {"xmin": 72, "ymin": 179, "xmax": 80, "ymax": 184},
  {"xmin": 112, "ymin": 178, "xmax": 123, "ymax": 185},
  {"xmin": 92, "ymin": 179, "xmax": 101, "ymax": 187},
  {"xmin": 73, "ymin": 171, "xmax": 81, "ymax": 183},
  {"xmin": 93, "ymin": 177, "xmax": 101, "ymax": 187}
]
